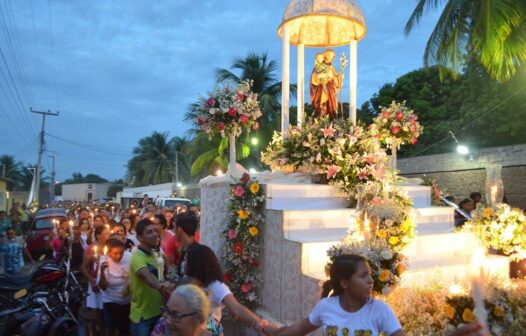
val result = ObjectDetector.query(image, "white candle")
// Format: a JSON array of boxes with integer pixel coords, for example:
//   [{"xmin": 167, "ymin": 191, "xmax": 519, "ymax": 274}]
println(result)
[
  {"xmin": 96, "ymin": 246, "xmax": 108, "ymax": 280},
  {"xmin": 363, "ymin": 212, "xmax": 370, "ymax": 248},
  {"xmin": 490, "ymin": 185, "xmax": 497, "ymax": 206},
  {"xmin": 383, "ymin": 182, "xmax": 389, "ymax": 201},
  {"xmin": 470, "ymin": 249, "xmax": 489, "ymax": 334},
  {"xmin": 90, "ymin": 212, "xmax": 94, "ymax": 228}
]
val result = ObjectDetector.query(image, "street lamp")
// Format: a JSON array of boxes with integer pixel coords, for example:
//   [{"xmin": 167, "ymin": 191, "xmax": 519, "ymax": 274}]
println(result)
[
  {"xmin": 251, "ymin": 137, "xmax": 258, "ymax": 146},
  {"xmin": 449, "ymin": 131, "xmax": 469, "ymax": 155}
]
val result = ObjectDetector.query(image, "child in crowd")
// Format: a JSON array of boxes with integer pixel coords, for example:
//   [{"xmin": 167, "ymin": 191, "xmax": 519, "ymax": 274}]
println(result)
[{"xmin": 267, "ymin": 254, "xmax": 403, "ymax": 336}]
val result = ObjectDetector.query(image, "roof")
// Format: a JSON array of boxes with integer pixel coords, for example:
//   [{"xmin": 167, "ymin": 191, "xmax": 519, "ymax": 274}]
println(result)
[{"xmin": 0, "ymin": 175, "xmax": 14, "ymax": 184}]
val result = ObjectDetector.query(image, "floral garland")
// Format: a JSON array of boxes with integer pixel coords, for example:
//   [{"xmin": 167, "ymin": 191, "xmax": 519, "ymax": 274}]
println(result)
[
  {"xmin": 194, "ymin": 80, "xmax": 262, "ymax": 138},
  {"xmin": 261, "ymin": 117, "xmax": 388, "ymax": 199},
  {"xmin": 327, "ymin": 232, "xmax": 408, "ymax": 295},
  {"xmin": 466, "ymin": 204, "xmax": 526, "ymax": 261},
  {"xmin": 369, "ymin": 100, "xmax": 423, "ymax": 147},
  {"xmin": 222, "ymin": 173, "xmax": 265, "ymax": 309}
]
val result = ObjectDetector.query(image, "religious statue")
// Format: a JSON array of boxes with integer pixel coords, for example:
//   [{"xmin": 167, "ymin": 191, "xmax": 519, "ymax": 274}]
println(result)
[{"xmin": 310, "ymin": 49, "xmax": 343, "ymax": 119}]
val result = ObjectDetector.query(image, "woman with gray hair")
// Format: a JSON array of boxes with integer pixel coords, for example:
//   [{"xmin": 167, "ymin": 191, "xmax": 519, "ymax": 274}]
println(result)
[{"xmin": 163, "ymin": 284, "xmax": 211, "ymax": 336}]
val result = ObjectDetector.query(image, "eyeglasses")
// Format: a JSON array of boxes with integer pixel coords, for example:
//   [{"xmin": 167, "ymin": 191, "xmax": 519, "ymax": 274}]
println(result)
[{"xmin": 161, "ymin": 306, "xmax": 199, "ymax": 322}]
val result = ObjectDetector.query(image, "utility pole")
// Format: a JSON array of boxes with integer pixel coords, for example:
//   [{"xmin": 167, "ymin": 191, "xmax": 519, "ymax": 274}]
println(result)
[
  {"xmin": 175, "ymin": 152, "xmax": 179, "ymax": 187},
  {"xmin": 31, "ymin": 108, "xmax": 59, "ymax": 206},
  {"xmin": 48, "ymin": 152, "xmax": 57, "ymax": 204}
]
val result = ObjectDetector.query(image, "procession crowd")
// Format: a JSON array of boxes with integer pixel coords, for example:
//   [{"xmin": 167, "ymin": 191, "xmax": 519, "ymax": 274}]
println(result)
[{"xmin": 0, "ymin": 196, "xmax": 488, "ymax": 336}]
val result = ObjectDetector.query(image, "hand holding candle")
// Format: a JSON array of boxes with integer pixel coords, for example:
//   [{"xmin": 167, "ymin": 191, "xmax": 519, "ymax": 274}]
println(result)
[
  {"xmin": 68, "ymin": 220, "xmax": 74, "ymax": 238},
  {"xmin": 363, "ymin": 212, "xmax": 370, "ymax": 248}
]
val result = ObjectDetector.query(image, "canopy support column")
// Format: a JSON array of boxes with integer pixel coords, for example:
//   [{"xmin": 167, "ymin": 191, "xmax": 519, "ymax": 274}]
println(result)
[
  {"xmin": 281, "ymin": 25, "xmax": 290, "ymax": 138},
  {"xmin": 349, "ymin": 40, "xmax": 358, "ymax": 125},
  {"xmin": 297, "ymin": 43, "xmax": 305, "ymax": 126}
]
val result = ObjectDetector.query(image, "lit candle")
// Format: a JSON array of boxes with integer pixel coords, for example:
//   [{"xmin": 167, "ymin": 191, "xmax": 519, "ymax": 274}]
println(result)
[
  {"xmin": 490, "ymin": 185, "xmax": 497, "ymax": 206},
  {"xmin": 96, "ymin": 246, "xmax": 108, "ymax": 280},
  {"xmin": 363, "ymin": 212, "xmax": 370, "ymax": 248},
  {"xmin": 69, "ymin": 220, "xmax": 74, "ymax": 238},
  {"xmin": 90, "ymin": 212, "xmax": 94, "ymax": 228},
  {"xmin": 53, "ymin": 219, "xmax": 58, "ymax": 235},
  {"xmin": 383, "ymin": 182, "xmax": 389, "ymax": 201},
  {"xmin": 470, "ymin": 249, "xmax": 489, "ymax": 334},
  {"xmin": 111, "ymin": 206, "xmax": 115, "ymax": 217}
]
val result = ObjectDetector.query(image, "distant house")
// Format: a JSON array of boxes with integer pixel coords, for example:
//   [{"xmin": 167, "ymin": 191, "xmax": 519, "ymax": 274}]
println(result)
[
  {"xmin": 62, "ymin": 182, "xmax": 112, "ymax": 202},
  {"xmin": 0, "ymin": 176, "xmax": 14, "ymax": 211}
]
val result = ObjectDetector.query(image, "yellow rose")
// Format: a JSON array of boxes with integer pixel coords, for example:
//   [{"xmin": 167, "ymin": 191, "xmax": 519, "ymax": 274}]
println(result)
[
  {"xmin": 462, "ymin": 308, "xmax": 475, "ymax": 322},
  {"xmin": 389, "ymin": 236, "xmax": 399, "ymax": 245},
  {"xmin": 377, "ymin": 229, "xmax": 387, "ymax": 239},
  {"xmin": 396, "ymin": 263, "xmax": 406, "ymax": 275},
  {"xmin": 378, "ymin": 269, "xmax": 391, "ymax": 282},
  {"xmin": 248, "ymin": 226, "xmax": 259, "ymax": 236},
  {"xmin": 445, "ymin": 304, "xmax": 456, "ymax": 320},
  {"xmin": 400, "ymin": 220, "xmax": 411, "ymax": 233},
  {"xmin": 249, "ymin": 182, "xmax": 260, "ymax": 194},
  {"xmin": 483, "ymin": 208, "xmax": 494, "ymax": 219},
  {"xmin": 238, "ymin": 209, "xmax": 249, "ymax": 220},
  {"xmin": 494, "ymin": 306, "xmax": 506, "ymax": 317}
]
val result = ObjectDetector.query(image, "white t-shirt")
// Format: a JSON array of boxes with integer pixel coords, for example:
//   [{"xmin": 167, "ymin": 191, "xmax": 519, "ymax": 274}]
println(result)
[
  {"xmin": 308, "ymin": 297, "xmax": 401, "ymax": 336},
  {"xmin": 207, "ymin": 280, "xmax": 232, "ymax": 323},
  {"xmin": 101, "ymin": 251, "xmax": 131, "ymax": 305}
]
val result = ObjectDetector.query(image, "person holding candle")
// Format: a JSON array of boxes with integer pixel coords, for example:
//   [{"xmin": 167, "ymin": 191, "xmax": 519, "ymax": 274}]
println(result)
[
  {"xmin": 98, "ymin": 238, "xmax": 132, "ymax": 336},
  {"xmin": 129, "ymin": 218, "xmax": 172, "ymax": 336},
  {"xmin": 81, "ymin": 225, "xmax": 111, "ymax": 335},
  {"xmin": 266, "ymin": 254, "xmax": 403, "ymax": 336}
]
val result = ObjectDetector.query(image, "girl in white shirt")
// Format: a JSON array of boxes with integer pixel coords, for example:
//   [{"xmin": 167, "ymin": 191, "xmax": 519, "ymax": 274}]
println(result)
[{"xmin": 269, "ymin": 254, "xmax": 404, "ymax": 336}]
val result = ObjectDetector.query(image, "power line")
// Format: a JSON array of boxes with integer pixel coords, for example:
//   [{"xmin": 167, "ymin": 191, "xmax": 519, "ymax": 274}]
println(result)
[{"xmin": 46, "ymin": 132, "xmax": 131, "ymax": 156}]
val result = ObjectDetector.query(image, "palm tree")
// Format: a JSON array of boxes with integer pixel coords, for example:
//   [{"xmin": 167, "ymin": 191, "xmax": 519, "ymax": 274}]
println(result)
[
  {"xmin": 0, "ymin": 155, "xmax": 22, "ymax": 190},
  {"xmin": 405, "ymin": 0, "xmax": 526, "ymax": 81},
  {"xmin": 170, "ymin": 135, "xmax": 192, "ymax": 184}
]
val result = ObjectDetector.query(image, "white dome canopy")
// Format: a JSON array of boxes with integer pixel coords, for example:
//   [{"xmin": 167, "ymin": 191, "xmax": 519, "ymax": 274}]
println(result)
[{"xmin": 278, "ymin": 0, "xmax": 367, "ymax": 47}]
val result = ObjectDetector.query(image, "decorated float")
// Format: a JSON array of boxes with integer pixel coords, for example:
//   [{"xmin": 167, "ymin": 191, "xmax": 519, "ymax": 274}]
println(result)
[{"xmin": 197, "ymin": 0, "xmax": 526, "ymax": 335}]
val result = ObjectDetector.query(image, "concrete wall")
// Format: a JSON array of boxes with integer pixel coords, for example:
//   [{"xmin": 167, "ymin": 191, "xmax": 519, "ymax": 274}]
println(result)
[
  {"xmin": 62, "ymin": 183, "xmax": 111, "ymax": 202},
  {"xmin": 398, "ymin": 144, "xmax": 526, "ymax": 209}
]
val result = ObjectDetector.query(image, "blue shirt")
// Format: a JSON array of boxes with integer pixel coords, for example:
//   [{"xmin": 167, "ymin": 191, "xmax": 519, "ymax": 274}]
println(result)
[{"xmin": 0, "ymin": 238, "xmax": 25, "ymax": 273}]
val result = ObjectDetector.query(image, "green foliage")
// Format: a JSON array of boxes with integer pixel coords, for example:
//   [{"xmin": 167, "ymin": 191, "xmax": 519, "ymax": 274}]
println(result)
[
  {"xmin": 362, "ymin": 63, "xmax": 526, "ymax": 157},
  {"xmin": 62, "ymin": 172, "xmax": 108, "ymax": 184},
  {"xmin": 107, "ymin": 181, "xmax": 124, "ymax": 198}
]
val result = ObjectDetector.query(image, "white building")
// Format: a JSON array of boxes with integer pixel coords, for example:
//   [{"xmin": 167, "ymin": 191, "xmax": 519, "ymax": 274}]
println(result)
[{"xmin": 62, "ymin": 182, "xmax": 112, "ymax": 202}]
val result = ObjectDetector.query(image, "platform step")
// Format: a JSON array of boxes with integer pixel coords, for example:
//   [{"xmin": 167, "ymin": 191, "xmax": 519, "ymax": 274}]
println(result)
[
  {"xmin": 403, "ymin": 233, "xmax": 479, "ymax": 260},
  {"xmin": 412, "ymin": 207, "xmax": 454, "ymax": 235},
  {"xmin": 266, "ymin": 197, "xmax": 349, "ymax": 210},
  {"xmin": 283, "ymin": 209, "xmax": 355, "ymax": 231}
]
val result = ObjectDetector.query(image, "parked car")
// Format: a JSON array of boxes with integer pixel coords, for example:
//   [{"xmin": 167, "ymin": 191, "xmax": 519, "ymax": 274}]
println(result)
[
  {"xmin": 26, "ymin": 208, "xmax": 67, "ymax": 259},
  {"xmin": 155, "ymin": 197, "xmax": 191, "ymax": 211}
]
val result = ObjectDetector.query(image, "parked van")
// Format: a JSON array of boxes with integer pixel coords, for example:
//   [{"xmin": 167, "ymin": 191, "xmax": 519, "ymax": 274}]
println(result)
[{"xmin": 155, "ymin": 197, "xmax": 191, "ymax": 211}]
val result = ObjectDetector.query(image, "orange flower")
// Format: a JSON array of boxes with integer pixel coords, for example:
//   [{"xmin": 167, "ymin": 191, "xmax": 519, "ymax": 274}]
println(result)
[
  {"xmin": 238, "ymin": 209, "xmax": 249, "ymax": 220},
  {"xmin": 483, "ymin": 208, "xmax": 494, "ymax": 219},
  {"xmin": 396, "ymin": 263, "xmax": 406, "ymax": 275},
  {"xmin": 445, "ymin": 305, "xmax": 456, "ymax": 320},
  {"xmin": 494, "ymin": 306, "xmax": 506, "ymax": 317},
  {"xmin": 378, "ymin": 269, "xmax": 391, "ymax": 282},
  {"xmin": 377, "ymin": 229, "xmax": 387, "ymax": 239},
  {"xmin": 249, "ymin": 182, "xmax": 260, "ymax": 194},
  {"xmin": 462, "ymin": 308, "xmax": 475, "ymax": 322},
  {"xmin": 248, "ymin": 226, "xmax": 259, "ymax": 236}
]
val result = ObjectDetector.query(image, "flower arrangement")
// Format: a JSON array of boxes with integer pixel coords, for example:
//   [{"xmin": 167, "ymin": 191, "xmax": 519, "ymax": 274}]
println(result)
[
  {"xmin": 467, "ymin": 204, "xmax": 526, "ymax": 261},
  {"xmin": 261, "ymin": 117, "xmax": 388, "ymax": 199},
  {"xmin": 369, "ymin": 101, "xmax": 423, "ymax": 147},
  {"xmin": 366, "ymin": 189, "xmax": 415, "ymax": 253},
  {"xmin": 327, "ymin": 232, "xmax": 408, "ymax": 295},
  {"xmin": 382, "ymin": 279, "xmax": 526, "ymax": 335},
  {"xmin": 194, "ymin": 80, "xmax": 262, "ymax": 138},
  {"xmin": 421, "ymin": 176, "xmax": 448, "ymax": 206},
  {"xmin": 222, "ymin": 173, "xmax": 265, "ymax": 309}
]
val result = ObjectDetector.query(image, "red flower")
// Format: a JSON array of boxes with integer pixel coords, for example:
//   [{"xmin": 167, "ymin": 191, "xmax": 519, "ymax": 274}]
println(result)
[
  {"xmin": 233, "ymin": 242, "xmax": 244, "ymax": 255},
  {"xmin": 409, "ymin": 124, "xmax": 417, "ymax": 132},
  {"xmin": 241, "ymin": 283, "xmax": 252, "ymax": 293},
  {"xmin": 382, "ymin": 111, "xmax": 390, "ymax": 119},
  {"xmin": 253, "ymin": 122, "xmax": 260, "ymax": 131},
  {"xmin": 241, "ymin": 173, "xmax": 250, "ymax": 183},
  {"xmin": 206, "ymin": 98, "xmax": 215, "ymax": 108},
  {"xmin": 196, "ymin": 116, "xmax": 205, "ymax": 126},
  {"xmin": 240, "ymin": 114, "xmax": 249, "ymax": 124},
  {"xmin": 228, "ymin": 108, "xmax": 237, "ymax": 117},
  {"xmin": 409, "ymin": 137, "xmax": 417, "ymax": 144},
  {"xmin": 224, "ymin": 272, "xmax": 232, "ymax": 283},
  {"xmin": 396, "ymin": 113, "xmax": 404, "ymax": 121},
  {"xmin": 216, "ymin": 122, "xmax": 225, "ymax": 131},
  {"xmin": 236, "ymin": 92, "xmax": 245, "ymax": 101},
  {"xmin": 391, "ymin": 126, "xmax": 401, "ymax": 134},
  {"xmin": 409, "ymin": 117, "xmax": 417, "ymax": 123}
]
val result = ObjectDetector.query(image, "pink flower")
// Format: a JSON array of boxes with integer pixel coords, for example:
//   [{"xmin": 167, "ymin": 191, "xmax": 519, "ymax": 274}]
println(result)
[
  {"xmin": 234, "ymin": 186, "xmax": 244, "ymax": 197},
  {"xmin": 206, "ymin": 98, "xmax": 215, "ymax": 108},
  {"xmin": 253, "ymin": 122, "xmax": 260, "ymax": 131},
  {"xmin": 241, "ymin": 283, "xmax": 252, "ymax": 293},
  {"xmin": 228, "ymin": 108, "xmax": 237, "ymax": 117},
  {"xmin": 239, "ymin": 114, "xmax": 249, "ymax": 124},
  {"xmin": 364, "ymin": 154, "xmax": 376, "ymax": 164},
  {"xmin": 236, "ymin": 92, "xmax": 245, "ymax": 101},
  {"xmin": 409, "ymin": 124, "xmax": 417, "ymax": 132},
  {"xmin": 216, "ymin": 122, "xmax": 225, "ymax": 131},
  {"xmin": 358, "ymin": 167, "xmax": 368, "ymax": 180},
  {"xmin": 326, "ymin": 165, "xmax": 341, "ymax": 179},
  {"xmin": 227, "ymin": 229, "xmax": 237, "ymax": 239},
  {"xmin": 409, "ymin": 137, "xmax": 417, "ymax": 144},
  {"xmin": 322, "ymin": 126, "xmax": 335, "ymax": 138},
  {"xmin": 371, "ymin": 196, "xmax": 383, "ymax": 206},
  {"xmin": 196, "ymin": 116, "xmax": 205, "ymax": 126},
  {"xmin": 396, "ymin": 112, "xmax": 404, "ymax": 121},
  {"xmin": 375, "ymin": 166, "xmax": 385, "ymax": 180},
  {"xmin": 382, "ymin": 111, "xmax": 390, "ymax": 119},
  {"xmin": 391, "ymin": 126, "xmax": 401, "ymax": 134}
]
